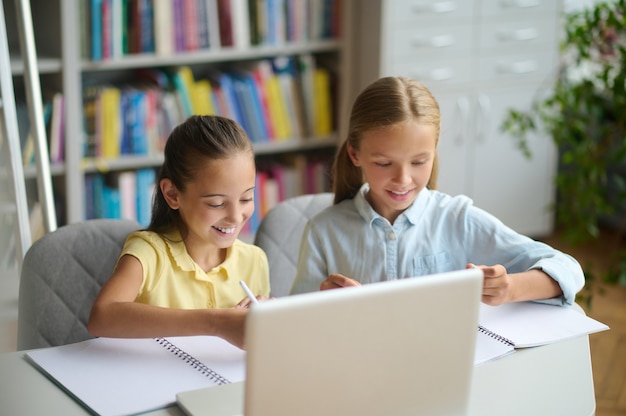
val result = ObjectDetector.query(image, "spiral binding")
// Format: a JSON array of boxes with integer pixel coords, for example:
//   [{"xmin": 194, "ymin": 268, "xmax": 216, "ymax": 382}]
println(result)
[
  {"xmin": 154, "ymin": 338, "xmax": 231, "ymax": 385},
  {"xmin": 477, "ymin": 325, "xmax": 515, "ymax": 347}
]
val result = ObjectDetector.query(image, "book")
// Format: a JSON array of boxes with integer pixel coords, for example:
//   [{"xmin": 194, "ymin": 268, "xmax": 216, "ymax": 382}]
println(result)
[
  {"xmin": 98, "ymin": 87, "xmax": 121, "ymax": 158},
  {"xmin": 25, "ymin": 336, "xmax": 246, "ymax": 416},
  {"xmin": 101, "ymin": 0, "xmax": 112, "ymax": 59},
  {"xmin": 272, "ymin": 56, "xmax": 305, "ymax": 139},
  {"xmin": 153, "ymin": 0, "xmax": 174, "ymax": 55},
  {"xmin": 171, "ymin": 66, "xmax": 195, "ymax": 117},
  {"xmin": 22, "ymin": 101, "xmax": 53, "ymax": 166},
  {"xmin": 111, "ymin": 0, "xmax": 124, "ymax": 58},
  {"xmin": 216, "ymin": 0, "xmax": 233, "ymax": 47},
  {"xmin": 312, "ymin": 67, "xmax": 332, "ymax": 137},
  {"xmin": 195, "ymin": 0, "xmax": 210, "ymax": 49},
  {"xmin": 90, "ymin": 0, "xmax": 103, "ymax": 60},
  {"xmin": 136, "ymin": 167, "xmax": 156, "ymax": 226},
  {"xmin": 182, "ymin": 0, "xmax": 199, "ymax": 51},
  {"xmin": 118, "ymin": 171, "xmax": 137, "ymax": 221},
  {"xmin": 49, "ymin": 92, "xmax": 66, "ymax": 163},
  {"xmin": 254, "ymin": 60, "xmax": 290, "ymax": 140},
  {"xmin": 230, "ymin": 0, "xmax": 250, "ymax": 48},
  {"xmin": 204, "ymin": 0, "xmax": 221, "ymax": 48},
  {"xmin": 173, "ymin": 0, "xmax": 186, "ymax": 52}
]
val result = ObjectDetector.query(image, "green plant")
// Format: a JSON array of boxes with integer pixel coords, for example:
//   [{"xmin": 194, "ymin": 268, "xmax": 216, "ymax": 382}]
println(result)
[{"xmin": 501, "ymin": 0, "xmax": 626, "ymax": 302}]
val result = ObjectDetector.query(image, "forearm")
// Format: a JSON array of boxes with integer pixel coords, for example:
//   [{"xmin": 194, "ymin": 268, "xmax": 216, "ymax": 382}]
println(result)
[
  {"xmin": 509, "ymin": 269, "xmax": 563, "ymax": 303},
  {"xmin": 88, "ymin": 302, "xmax": 244, "ymax": 340}
]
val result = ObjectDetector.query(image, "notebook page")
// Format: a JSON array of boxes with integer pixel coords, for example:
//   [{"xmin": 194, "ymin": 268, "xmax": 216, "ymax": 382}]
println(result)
[
  {"xmin": 25, "ymin": 336, "xmax": 245, "ymax": 416},
  {"xmin": 479, "ymin": 302, "xmax": 609, "ymax": 348}
]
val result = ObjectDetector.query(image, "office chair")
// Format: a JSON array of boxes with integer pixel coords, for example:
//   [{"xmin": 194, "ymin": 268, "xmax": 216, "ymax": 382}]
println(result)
[
  {"xmin": 254, "ymin": 193, "xmax": 333, "ymax": 297},
  {"xmin": 17, "ymin": 219, "xmax": 140, "ymax": 350}
]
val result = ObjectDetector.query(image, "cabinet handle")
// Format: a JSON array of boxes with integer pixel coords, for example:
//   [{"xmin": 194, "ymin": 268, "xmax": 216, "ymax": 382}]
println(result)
[
  {"xmin": 496, "ymin": 60, "xmax": 538, "ymax": 74},
  {"xmin": 430, "ymin": 67, "xmax": 455, "ymax": 81},
  {"xmin": 475, "ymin": 94, "xmax": 491, "ymax": 143},
  {"xmin": 413, "ymin": 1, "xmax": 457, "ymax": 14},
  {"xmin": 497, "ymin": 27, "xmax": 539, "ymax": 42},
  {"xmin": 412, "ymin": 34, "xmax": 455, "ymax": 48},
  {"xmin": 455, "ymin": 96, "xmax": 470, "ymax": 145},
  {"xmin": 499, "ymin": 0, "xmax": 540, "ymax": 8}
]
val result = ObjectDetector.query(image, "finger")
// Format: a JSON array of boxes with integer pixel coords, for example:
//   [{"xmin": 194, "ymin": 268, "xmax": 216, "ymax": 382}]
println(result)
[{"xmin": 330, "ymin": 274, "xmax": 361, "ymax": 287}]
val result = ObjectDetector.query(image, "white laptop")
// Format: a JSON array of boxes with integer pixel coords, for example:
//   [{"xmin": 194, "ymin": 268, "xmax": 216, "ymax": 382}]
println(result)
[{"xmin": 177, "ymin": 268, "xmax": 483, "ymax": 416}]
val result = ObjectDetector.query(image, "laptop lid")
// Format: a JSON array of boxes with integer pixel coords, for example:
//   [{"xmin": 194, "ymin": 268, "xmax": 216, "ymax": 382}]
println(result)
[
  {"xmin": 247, "ymin": 268, "xmax": 483, "ymax": 416},
  {"xmin": 177, "ymin": 268, "xmax": 483, "ymax": 416}
]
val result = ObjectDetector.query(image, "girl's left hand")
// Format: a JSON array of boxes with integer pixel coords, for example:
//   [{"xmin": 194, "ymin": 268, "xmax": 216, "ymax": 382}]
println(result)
[{"xmin": 467, "ymin": 263, "xmax": 512, "ymax": 306}]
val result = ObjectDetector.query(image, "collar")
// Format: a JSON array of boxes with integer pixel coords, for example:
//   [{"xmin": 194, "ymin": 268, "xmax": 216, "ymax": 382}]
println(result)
[
  {"xmin": 163, "ymin": 229, "xmax": 234, "ymax": 278},
  {"xmin": 354, "ymin": 183, "xmax": 430, "ymax": 227}
]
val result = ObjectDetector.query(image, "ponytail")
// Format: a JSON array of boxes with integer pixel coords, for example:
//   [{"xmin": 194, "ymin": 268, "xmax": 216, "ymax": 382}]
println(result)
[{"xmin": 332, "ymin": 141, "xmax": 363, "ymax": 204}]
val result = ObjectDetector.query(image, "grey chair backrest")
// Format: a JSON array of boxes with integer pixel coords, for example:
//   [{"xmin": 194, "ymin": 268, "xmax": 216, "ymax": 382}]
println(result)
[
  {"xmin": 17, "ymin": 219, "xmax": 140, "ymax": 350},
  {"xmin": 254, "ymin": 193, "xmax": 333, "ymax": 297}
]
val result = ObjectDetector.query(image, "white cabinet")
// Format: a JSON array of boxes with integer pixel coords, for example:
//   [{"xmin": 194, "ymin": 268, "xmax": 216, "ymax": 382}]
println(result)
[{"xmin": 351, "ymin": 0, "xmax": 562, "ymax": 236}]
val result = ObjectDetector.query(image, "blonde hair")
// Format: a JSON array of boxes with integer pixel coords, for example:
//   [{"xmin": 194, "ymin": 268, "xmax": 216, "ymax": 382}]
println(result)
[{"xmin": 332, "ymin": 77, "xmax": 441, "ymax": 204}]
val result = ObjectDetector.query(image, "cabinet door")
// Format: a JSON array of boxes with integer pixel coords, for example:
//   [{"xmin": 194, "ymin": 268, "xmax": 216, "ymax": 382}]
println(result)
[
  {"xmin": 470, "ymin": 86, "xmax": 557, "ymax": 236},
  {"xmin": 436, "ymin": 92, "xmax": 473, "ymax": 198}
]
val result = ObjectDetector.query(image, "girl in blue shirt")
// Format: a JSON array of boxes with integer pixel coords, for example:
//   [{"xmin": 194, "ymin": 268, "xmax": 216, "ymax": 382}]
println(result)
[{"xmin": 290, "ymin": 77, "xmax": 584, "ymax": 306}]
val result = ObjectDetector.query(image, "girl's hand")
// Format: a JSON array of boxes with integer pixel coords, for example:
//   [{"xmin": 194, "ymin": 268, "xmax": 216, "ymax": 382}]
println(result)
[
  {"xmin": 467, "ymin": 263, "xmax": 512, "ymax": 306},
  {"xmin": 214, "ymin": 308, "xmax": 248, "ymax": 349},
  {"xmin": 320, "ymin": 273, "xmax": 361, "ymax": 291},
  {"xmin": 235, "ymin": 295, "xmax": 273, "ymax": 309},
  {"xmin": 467, "ymin": 263, "xmax": 563, "ymax": 305}
]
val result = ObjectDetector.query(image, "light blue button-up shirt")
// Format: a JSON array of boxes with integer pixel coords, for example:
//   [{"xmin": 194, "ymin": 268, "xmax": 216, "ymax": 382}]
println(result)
[{"xmin": 290, "ymin": 185, "xmax": 584, "ymax": 306}]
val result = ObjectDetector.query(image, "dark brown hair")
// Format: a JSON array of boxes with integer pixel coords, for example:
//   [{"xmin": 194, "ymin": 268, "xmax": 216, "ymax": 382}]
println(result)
[{"xmin": 147, "ymin": 115, "xmax": 253, "ymax": 234}]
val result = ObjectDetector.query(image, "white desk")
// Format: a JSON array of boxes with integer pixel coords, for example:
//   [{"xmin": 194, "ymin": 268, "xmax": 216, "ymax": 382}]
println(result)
[{"xmin": 0, "ymin": 336, "xmax": 596, "ymax": 416}]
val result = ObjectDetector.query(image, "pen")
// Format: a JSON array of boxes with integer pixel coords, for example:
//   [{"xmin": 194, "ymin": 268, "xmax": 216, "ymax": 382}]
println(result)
[{"xmin": 239, "ymin": 280, "xmax": 259, "ymax": 305}]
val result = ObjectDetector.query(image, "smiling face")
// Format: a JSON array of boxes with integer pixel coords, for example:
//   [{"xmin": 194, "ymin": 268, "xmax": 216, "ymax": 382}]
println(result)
[
  {"xmin": 347, "ymin": 120, "xmax": 437, "ymax": 223},
  {"xmin": 161, "ymin": 152, "xmax": 256, "ymax": 251}
]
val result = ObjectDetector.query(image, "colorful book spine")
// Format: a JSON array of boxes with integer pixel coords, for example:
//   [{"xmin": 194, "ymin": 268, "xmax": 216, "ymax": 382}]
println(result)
[
  {"xmin": 196, "ymin": 0, "xmax": 210, "ymax": 49},
  {"xmin": 101, "ymin": 0, "xmax": 113, "ymax": 59},
  {"xmin": 172, "ymin": 67, "xmax": 195, "ymax": 117},
  {"xmin": 313, "ymin": 67, "xmax": 332, "ymax": 137},
  {"xmin": 118, "ymin": 171, "xmax": 137, "ymax": 221},
  {"xmin": 91, "ymin": 0, "xmax": 103, "ymax": 60},
  {"xmin": 136, "ymin": 168, "xmax": 156, "ymax": 226},
  {"xmin": 182, "ymin": 0, "xmax": 199, "ymax": 51},
  {"xmin": 217, "ymin": 0, "xmax": 233, "ymax": 47},
  {"xmin": 205, "ymin": 0, "xmax": 222, "ymax": 48},
  {"xmin": 99, "ymin": 87, "xmax": 122, "ymax": 158},
  {"xmin": 154, "ymin": 0, "xmax": 174, "ymax": 55},
  {"xmin": 173, "ymin": 0, "xmax": 186, "ymax": 52}
]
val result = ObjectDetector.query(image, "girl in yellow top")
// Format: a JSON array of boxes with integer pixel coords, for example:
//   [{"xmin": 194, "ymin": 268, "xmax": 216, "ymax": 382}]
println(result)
[{"xmin": 88, "ymin": 115, "xmax": 270, "ymax": 349}]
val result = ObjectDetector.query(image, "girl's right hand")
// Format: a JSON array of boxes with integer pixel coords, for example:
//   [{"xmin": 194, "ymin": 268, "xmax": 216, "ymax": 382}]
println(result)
[
  {"xmin": 320, "ymin": 273, "xmax": 361, "ymax": 291},
  {"xmin": 215, "ymin": 308, "xmax": 248, "ymax": 350}
]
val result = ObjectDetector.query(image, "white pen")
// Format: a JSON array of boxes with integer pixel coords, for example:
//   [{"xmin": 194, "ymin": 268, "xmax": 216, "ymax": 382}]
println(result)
[{"xmin": 239, "ymin": 280, "xmax": 259, "ymax": 305}]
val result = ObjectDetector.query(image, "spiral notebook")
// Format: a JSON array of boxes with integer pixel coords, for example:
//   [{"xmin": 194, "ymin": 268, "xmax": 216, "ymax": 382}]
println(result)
[
  {"xmin": 478, "ymin": 301, "xmax": 609, "ymax": 349},
  {"xmin": 178, "ymin": 268, "xmax": 485, "ymax": 416},
  {"xmin": 24, "ymin": 335, "xmax": 246, "ymax": 416}
]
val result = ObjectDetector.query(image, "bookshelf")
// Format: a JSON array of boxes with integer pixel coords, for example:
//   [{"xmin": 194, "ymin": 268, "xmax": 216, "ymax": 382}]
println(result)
[{"xmin": 19, "ymin": 0, "xmax": 351, "ymax": 230}]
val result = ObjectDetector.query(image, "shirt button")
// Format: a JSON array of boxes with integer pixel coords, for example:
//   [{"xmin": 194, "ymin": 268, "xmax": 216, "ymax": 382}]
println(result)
[{"xmin": 389, "ymin": 231, "xmax": 396, "ymax": 240}]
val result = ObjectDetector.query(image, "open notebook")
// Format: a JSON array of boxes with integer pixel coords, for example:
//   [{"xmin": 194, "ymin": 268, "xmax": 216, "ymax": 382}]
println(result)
[
  {"xmin": 178, "ymin": 268, "xmax": 484, "ymax": 416},
  {"xmin": 25, "ymin": 336, "xmax": 246, "ymax": 416}
]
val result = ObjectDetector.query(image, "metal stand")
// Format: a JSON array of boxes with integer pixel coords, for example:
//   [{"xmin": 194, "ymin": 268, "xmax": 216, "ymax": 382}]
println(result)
[{"xmin": 0, "ymin": 0, "xmax": 56, "ymax": 274}]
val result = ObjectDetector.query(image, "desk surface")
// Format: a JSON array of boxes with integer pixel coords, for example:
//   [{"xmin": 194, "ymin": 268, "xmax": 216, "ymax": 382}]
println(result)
[{"xmin": 0, "ymin": 336, "xmax": 596, "ymax": 416}]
